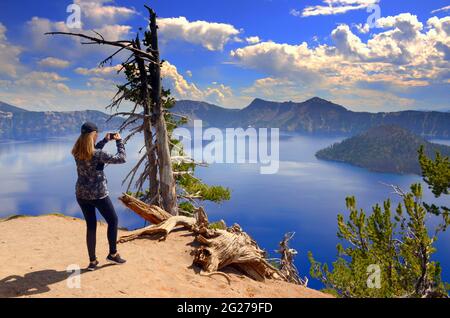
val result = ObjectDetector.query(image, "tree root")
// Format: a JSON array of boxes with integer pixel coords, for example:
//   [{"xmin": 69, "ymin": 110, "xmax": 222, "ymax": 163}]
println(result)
[
  {"xmin": 118, "ymin": 193, "xmax": 303, "ymax": 285},
  {"xmin": 118, "ymin": 215, "xmax": 196, "ymax": 243}
]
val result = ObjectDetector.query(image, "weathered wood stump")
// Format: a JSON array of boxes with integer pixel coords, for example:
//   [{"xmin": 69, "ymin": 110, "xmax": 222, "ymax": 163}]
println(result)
[
  {"xmin": 117, "ymin": 193, "xmax": 302, "ymax": 285},
  {"xmin": 193, "ymin": 224, "xmax": 281, "ymax": 281}
]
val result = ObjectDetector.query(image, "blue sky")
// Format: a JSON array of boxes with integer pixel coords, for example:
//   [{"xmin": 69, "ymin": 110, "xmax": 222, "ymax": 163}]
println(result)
[{"xmin": 0, "ymin": 0, "xmax": 449, "ymax": 112}]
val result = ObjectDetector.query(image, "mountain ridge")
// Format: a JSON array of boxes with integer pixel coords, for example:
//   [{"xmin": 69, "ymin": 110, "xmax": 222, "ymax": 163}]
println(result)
[
  {"xmin": 173, "ymin": 97, "xmax": 450, "ymax": 138},
  {"xmin": 0, "ymin": 101, "xmax": 29, "ymax": 113},
  {"xmin": 0, "ymin": 101, "xmax": 124, "ymax": 139},
  {"xmin": 2, "ymin": 98, "xmax": 449, "ymax": 139}
]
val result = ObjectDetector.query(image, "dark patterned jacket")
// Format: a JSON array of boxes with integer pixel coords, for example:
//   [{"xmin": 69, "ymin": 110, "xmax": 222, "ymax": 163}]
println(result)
[{"xmin": 75, "ymin": 138, "xmax": 126, "ymax": 200}]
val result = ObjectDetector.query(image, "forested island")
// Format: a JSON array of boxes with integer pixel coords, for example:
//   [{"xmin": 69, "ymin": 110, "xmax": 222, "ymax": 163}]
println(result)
[{"xmin": 315, "ymin": 125, "xmax": 450, "ymax": 174}]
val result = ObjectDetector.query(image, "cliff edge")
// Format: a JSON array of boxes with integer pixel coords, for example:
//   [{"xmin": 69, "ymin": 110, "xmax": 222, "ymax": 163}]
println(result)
[{"xmin": 0, "ymin": 215, "xmax": 330, "ymax": 298}]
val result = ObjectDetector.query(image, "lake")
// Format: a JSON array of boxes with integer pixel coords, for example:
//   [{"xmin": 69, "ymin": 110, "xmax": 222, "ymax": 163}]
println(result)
[{"xmin": 0, "ymin": 133, "xmax": 449, "ymax": 290}]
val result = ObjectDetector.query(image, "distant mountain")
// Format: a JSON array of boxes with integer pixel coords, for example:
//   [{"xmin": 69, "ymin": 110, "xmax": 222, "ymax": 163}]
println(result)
[
  {"xmin": 315, "ymin": 125, "xmax": 450, "ymax": 174},
  {"xmin": 0, "ymin": 101, "xmax": 124, "ymax": 139},
  {"xmin": 173, "ymin": 100, "xmax": 239, "ymax": 127},
  {"xmin": 173, "ymin": 97, "xmax": 450, "ymax": 138},
  {"xmin": 0, "ymin": 101, "xmax": 29, "ymax": 114}
]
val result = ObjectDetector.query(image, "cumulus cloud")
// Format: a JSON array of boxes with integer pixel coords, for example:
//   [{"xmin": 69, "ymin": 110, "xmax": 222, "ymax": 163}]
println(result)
[
  {"xmin": 14, "ymin": 71, "xmax": 70, "ymax": 93},
  {"xmin": 74, "ymin": 0, "xmax": 136, "ymax": 27},
  {"xmin": 230, "ymin": 41, "xmax": 332, "ymax": 85},
  {"xmin": 230, "ymin": 13, "xmax": 450, "ymax": 110},
  {"xmin": 157, "ymin": 16, "xmax": 240, "ymax": 51},
  {"xmin": 331, "ymin": 24, "xmax": 370, "ymax": 59},
  {"xmin": 0, "ymin": 23, "xmax": 23, "ymax": 77},
  {"xmin": 24, "ymin": 0, "xmax": 135, "ymax": 57},
  {"xmin": 0, "ymin": 69, "xmax": 117, "ymax": 111},
  {"xmin": 25, "ymin": 16, "xmax": 132, "ymax": 59},
  {"xmin": 298, "ymin": 0, "xmax": 380, "ymax": 17},
  {"xmin": 232, "ymin": 14, "xmax": 449, "ymax": 87},
  {"xmin": 38, "ymin": 57, "xmax": 71, "ymax": 68},
  {"xmin": 161, "ymin": 61, "xmax": 234, "ymax": 105}
]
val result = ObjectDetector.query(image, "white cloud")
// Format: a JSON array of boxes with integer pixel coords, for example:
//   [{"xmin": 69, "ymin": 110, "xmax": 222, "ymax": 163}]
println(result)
[
  {"xmin": 0, "ymin": 23, "xmax": 23, "ymax": 77},
  {"xmin": 25, "ymin": 16, "xmax": 132, "ymax": 59},
  {"xmin": 331, "ymin": 24, "xmax": 371, "ymax": 59},
  {"xmin": 161, "ymin": 61, "xmax": 234, "ymax": 105},
  {"xmin": 0, "ymin": 70, "xmax": 117, "ymax": 112},
  {"xmin": 431, "ymin": 6, "xmax": 450, "ymax": 14},
  {"xmin": 14, "ymin": 71, "xmax": 70, "ymax": 93},
  {"xmin": 85, "ymin": 76, "xmax": 116, "ymax": 89},
  {"xmin": 299, "ymin": 0, "xmax": 380, "ymax": 17},
  {"xmin": 354, "ymin": 23, "xmax": 370, "ymax": 34},
  {"xmin": 38, "ymin": 57, "xmax": 71, "ymax": 68},
  {"xmin": 232, "ymin": 14, "xmax": 449, "ymax": 86},
  {"xmin": 245, "ymin": 36, "xmax": 261, "ymax": 44},
  {"xmin": 161, "ymin": 61, "xmax": 203, "ymax": 99},
  {"xmin": 230, "ymin": 13, "xmax": 450, "ymax": 110},
  {"xmin": 75, "ymin": 64, "xmax": 122, "ymax": 76},
  {"xmin": 230, "ymin": 41, "xmax": 330, "ymax": 84},
  {"xmin": 74, "ymin": 0, "xmax": 136, "ymax": 27},
  {"xmin": 241, "ymin": 77, "xmax": 302, "ymax": 100},
  {"xmin": 157, "ymin": 16, "xmax": 240, "ymax": 51}
]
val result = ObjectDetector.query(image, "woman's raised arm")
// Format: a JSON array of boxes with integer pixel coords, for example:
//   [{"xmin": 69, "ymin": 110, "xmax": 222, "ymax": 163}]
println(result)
[{"xmin": 98, "ymin": 139, "xmax": 126, "ymax": 164}]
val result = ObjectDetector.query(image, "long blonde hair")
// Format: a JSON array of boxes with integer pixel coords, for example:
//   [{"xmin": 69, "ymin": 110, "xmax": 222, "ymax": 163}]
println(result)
[{"xmin": 72, "ymin": 132, "xmax": 96, "ymax": 161}]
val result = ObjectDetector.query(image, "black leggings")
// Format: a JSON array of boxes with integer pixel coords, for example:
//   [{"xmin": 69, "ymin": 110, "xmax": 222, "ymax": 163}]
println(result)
[{"xmin": 76, "ymin": 196, "xmax": 118, "ymax": 262}]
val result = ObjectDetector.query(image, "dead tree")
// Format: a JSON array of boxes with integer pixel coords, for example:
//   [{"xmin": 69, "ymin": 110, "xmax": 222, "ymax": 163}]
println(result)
[
  {"xmin": 276, "ymin": 232, "xmax": 308, "ymax": 286},
  {"xmin": 134, "ymin": 33, "xmax": 159, "ymax": 206},
  {"xmin": 118, "ymin": 193, "xmax": 306, "ymax": 285},
  {"xmin": 147, "ymin": 7, "xmax": 177, "ymax": 215},
  {"xmin": 46, "ymin": 5, "xmax": 178, "ymax": 215}
]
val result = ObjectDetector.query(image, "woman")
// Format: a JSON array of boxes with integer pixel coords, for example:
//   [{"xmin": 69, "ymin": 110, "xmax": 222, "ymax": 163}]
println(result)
[{"xmin": 72, "ymin": 121, "xmax": 127, "ymax": 271}]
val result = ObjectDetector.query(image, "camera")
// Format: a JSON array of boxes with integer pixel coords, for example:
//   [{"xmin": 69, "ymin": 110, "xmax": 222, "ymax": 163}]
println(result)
[{"xmin": 108, "ymin": 132, "xmax": 118, "ymax": 140}]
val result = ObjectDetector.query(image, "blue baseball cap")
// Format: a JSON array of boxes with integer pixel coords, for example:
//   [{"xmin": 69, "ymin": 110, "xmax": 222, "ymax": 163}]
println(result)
[{"xmin": 81, "ymin": 122, "xmax": 98, "ymax": 134}]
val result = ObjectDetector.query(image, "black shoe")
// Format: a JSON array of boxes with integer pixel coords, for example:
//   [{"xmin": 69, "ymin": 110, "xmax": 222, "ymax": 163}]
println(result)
[
  {"xmin": 107, "ymin": 253, "xmax": 126, "ymax": 264},
  {"xmin": 87, "ymin": 259, "xmax": 99, "ymax": 271}
]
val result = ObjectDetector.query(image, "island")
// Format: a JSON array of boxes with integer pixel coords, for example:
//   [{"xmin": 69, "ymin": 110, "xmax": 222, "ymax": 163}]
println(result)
[{"xmin": 315, "ymin": 125, "xmax": 450, "ymax": 174}]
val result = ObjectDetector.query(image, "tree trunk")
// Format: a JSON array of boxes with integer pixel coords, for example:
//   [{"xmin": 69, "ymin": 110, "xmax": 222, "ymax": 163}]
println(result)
[
  {"xmin": 119, "ymin": 193, "xmax": 171, "ymax": 224},
  {"xmin": 135, "ymin": 36, "xmax": 159, "ymax": 205},
  {"xmin": 148, "ymin": 9, "xmax": 178, "ymax": 215}
]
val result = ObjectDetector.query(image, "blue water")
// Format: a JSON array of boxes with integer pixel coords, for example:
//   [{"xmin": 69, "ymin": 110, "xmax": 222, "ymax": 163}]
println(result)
[{"xmin": 0, "ymin": 133, "xmax": 448, "ymax": 290}]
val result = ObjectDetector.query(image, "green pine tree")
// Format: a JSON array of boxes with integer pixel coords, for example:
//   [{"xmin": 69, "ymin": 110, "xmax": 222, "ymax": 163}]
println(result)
[
  {"xmin": 418, "ymin": 145, "xmax": 449, "ymax": 232},
  {"xmin": 118, "ymin": 57, "xmax": 230, "ymax": 213},
  {"xmin": 309, "ymin": 148, "xmax": 450, "ymax": 298}
]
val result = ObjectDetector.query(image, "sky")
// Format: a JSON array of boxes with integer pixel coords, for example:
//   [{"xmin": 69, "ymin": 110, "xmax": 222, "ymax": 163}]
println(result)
[{"xmin": 0, "ymin": 0, "xmax": 449, "ymax": 112}]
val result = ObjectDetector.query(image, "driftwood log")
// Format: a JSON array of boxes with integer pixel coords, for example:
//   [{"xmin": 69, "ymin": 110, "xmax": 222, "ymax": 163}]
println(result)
[{"xmin": 117, "ymin": 193, "xmax": 305, "ymax": 285}]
